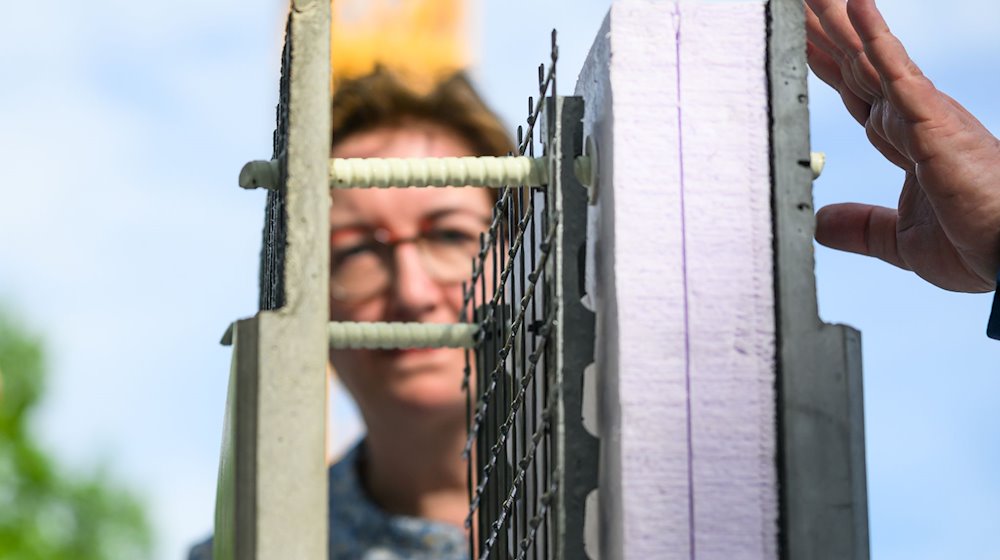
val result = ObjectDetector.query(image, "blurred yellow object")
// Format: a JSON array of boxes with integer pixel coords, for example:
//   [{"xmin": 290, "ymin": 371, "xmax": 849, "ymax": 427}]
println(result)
[{"xmin": 331, "ymin": 0, "xmax": 470, "ymax": 93}]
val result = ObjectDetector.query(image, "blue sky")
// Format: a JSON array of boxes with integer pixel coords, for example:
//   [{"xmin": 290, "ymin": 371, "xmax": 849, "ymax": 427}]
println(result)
[{"xmin": 0, "ymin": 1, "xmax": 997, "ymax": 559}]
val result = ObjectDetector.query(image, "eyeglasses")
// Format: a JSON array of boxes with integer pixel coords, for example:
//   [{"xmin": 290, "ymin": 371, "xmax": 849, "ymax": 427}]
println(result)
[{"xmin": 330, "ymin": 217, "xmax": 490, "ymax": 303}]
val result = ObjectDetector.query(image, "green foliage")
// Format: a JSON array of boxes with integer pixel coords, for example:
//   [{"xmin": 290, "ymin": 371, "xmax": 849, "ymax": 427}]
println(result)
[{"xmin": 0, "ymin": 310, "xmax": 153, "ymax": 560}]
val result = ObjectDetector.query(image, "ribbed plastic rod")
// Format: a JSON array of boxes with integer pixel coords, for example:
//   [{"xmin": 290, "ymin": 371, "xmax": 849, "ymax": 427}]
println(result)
[
  {"xmin": 329, "ymin": 156, "xmax": 549, "ymax": 189},
  {"xmin": 328, "ymin": 321, "xmax": 478, "ymax": 349},
  {"xmin": 241, "ymin": 151, "xmax": 819, "ymax": 190}
]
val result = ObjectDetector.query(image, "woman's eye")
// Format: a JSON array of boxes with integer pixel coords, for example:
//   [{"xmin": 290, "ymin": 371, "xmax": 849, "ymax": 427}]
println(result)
[
  {"xmin": 332, "ymin": 242, "xmax": 378, "ymax": 263},
  {"xmin": 426, "ymin": 229, "xmax": 477, "ymax": 245}
]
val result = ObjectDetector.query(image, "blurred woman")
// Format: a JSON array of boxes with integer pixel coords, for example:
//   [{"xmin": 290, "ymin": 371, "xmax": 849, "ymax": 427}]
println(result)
[
  {"xmin": 324, "ymin": 69, "xmax": 512, "ymax": 559},
  {"xmin": 190, "ymin": 69, "xmax": 511, "ymax": 560},
  {"xmin": 326, "ymin": 70, "xmax": 511, "ymax": 558}
]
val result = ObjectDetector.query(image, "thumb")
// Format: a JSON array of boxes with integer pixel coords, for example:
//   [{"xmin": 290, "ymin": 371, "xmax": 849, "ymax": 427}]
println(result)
[{"xmin": 815, "ymin": 202, "xmax": 910, "ymax": 271}]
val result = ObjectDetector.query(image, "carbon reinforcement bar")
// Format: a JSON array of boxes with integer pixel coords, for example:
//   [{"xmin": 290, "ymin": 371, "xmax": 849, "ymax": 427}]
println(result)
[
  {"xmin": 222, "ymin": 321, "xmax": 479, "ymax": 350},
  {"xmin": 238, "ymin": 155, "xmax": 594, "ymax": 190}
]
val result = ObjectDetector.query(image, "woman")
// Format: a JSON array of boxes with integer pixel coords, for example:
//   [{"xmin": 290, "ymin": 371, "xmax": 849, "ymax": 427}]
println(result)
[
  {"xmin": 330, "ymin": 67, "xmax": 517, "ymax": 560},
  {"xmin": 190, "ymin": 70, "xmax": 512, "ymax": 560},
  {"xmin": 324, "ymin": 70, "xmax": 512, "ymax": 559},
  {"xmin": 329, "ymin": 70, "xmax": 512, "ymax": 559}
]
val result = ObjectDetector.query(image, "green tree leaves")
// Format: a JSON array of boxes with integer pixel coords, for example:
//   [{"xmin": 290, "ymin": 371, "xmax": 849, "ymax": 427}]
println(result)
[{"xmin": 0, "ymin": 309, "xmax": 153, "ymax": 560}]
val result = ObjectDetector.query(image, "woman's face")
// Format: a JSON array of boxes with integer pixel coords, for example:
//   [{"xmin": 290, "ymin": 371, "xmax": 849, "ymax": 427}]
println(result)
[{"xmin": 329, "ymin": 122, "xmax": 493, "ymax": 418}]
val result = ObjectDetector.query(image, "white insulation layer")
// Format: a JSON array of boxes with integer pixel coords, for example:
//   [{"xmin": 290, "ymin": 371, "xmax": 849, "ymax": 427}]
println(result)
[{"xmin": 576, "ymin": 1, "xmax": 777, "ymax": 558}]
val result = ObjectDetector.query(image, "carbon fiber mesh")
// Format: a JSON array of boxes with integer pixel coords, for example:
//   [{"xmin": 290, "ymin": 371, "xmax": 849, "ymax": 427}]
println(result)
[
  {"xmin": 462, "ymin": 32, "xmax": 561, "ymax": 560},
  {"xmin": 259, "ymin": 18, "xmax": 292, "ymax": 311}
]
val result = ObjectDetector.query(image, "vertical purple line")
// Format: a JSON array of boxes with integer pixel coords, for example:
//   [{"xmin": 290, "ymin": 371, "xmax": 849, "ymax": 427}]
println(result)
[{"xmin": 673, "ymin": 4, "xmax": 696, "ymax": 560}]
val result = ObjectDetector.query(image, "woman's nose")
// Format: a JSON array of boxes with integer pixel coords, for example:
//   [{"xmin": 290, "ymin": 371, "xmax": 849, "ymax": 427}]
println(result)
[{"xmin": 386, "ymin": 242, "xmax": 443, "ymax": 317}]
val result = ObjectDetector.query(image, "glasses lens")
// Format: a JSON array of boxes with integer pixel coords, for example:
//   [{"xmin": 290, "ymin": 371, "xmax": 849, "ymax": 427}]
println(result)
[
  {"xmin": 419, "ymin": 225, "xmax": 485, "ymax": 283},
  {"xmin": 330, "ymin": 234, "xmax": 388, "ymax": 302},
  {"xmin": 329, "ymin": 219, "xmax": 489, "ymax": 302}
]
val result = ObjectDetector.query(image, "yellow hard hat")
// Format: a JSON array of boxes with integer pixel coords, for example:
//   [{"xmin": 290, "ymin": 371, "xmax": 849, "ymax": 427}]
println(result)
[{"xmin": 331, "ymin": 0, "xmax": 471, "ymax": 94}]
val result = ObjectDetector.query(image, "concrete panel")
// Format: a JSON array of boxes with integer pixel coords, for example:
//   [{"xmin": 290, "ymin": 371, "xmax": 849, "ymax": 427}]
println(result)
[
  {"xmin": 216, "ymin": 1, "xmax": 331, "ymax": 558},
  {"xmin": 768, "ymin": 0, "xmax": 870, "ymax": 557}
]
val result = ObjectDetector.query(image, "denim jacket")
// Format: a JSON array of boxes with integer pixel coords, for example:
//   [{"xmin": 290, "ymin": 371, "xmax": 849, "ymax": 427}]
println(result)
[{"xmin": 188, "ymin": 441, "xmax": 467, "ymax": 560}]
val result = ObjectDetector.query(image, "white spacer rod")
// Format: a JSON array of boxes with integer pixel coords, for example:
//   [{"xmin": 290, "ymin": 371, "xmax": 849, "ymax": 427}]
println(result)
[
  {"xmin": 811, "ymin": 151, "xmax": 826, "ymax": 180},
  {"xmin": 329, "ymin": 156, "xmax": 549, "ymax": 189},
  {"xmin": 328, "ymin": 321, "xmax": 478, "ymax": 349}
]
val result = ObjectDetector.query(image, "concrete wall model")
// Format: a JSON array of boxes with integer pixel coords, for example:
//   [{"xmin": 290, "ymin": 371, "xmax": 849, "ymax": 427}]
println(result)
[{"xmin": 575, "ymin": 0, "xmax": 867, "ymax": 558}]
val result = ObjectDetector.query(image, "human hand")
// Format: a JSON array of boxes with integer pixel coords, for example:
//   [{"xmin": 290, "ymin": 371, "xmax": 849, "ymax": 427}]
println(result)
[{"xmin": 805, "ymin": 0, "xmax": 1000, "ymax": 293}]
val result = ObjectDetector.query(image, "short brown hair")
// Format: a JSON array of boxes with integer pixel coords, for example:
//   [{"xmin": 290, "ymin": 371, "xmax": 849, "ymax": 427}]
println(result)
[{"xmin": 330, "ymin": 69, "xmax": 515, "ymax": 157}]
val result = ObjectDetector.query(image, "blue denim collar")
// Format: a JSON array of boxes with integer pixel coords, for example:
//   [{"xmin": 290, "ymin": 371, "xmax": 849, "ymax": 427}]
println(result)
[{"xmin": 328, "ymin": 440, "xmax": 467, "ymax": 559}]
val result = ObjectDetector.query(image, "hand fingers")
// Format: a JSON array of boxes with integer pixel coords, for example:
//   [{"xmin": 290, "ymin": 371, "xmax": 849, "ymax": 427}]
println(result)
[
  {"xmin": 807, "ymin": 41, "xmax": 872, "ymax": 125},
  {"xmin": 815, "ymin": 202, "xmax": 910, "ymax": 270},
  {"xmin": 805, "ymin": 0, "xmax": 882, "ymax": 100},
  {"xmin": 805, "ymin": 2, "xmax": 877, "ymax": 104},
  {"xmin": 865, "ymin": 118, "xmax": 912, "ymax": 171},
  {"xmin": 846, "ymin": 0, "xmax": 945, "ymax": 124},
  {"xmin": 805, "ymin": 5, "xmax": 842, "ymax": 59}
]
